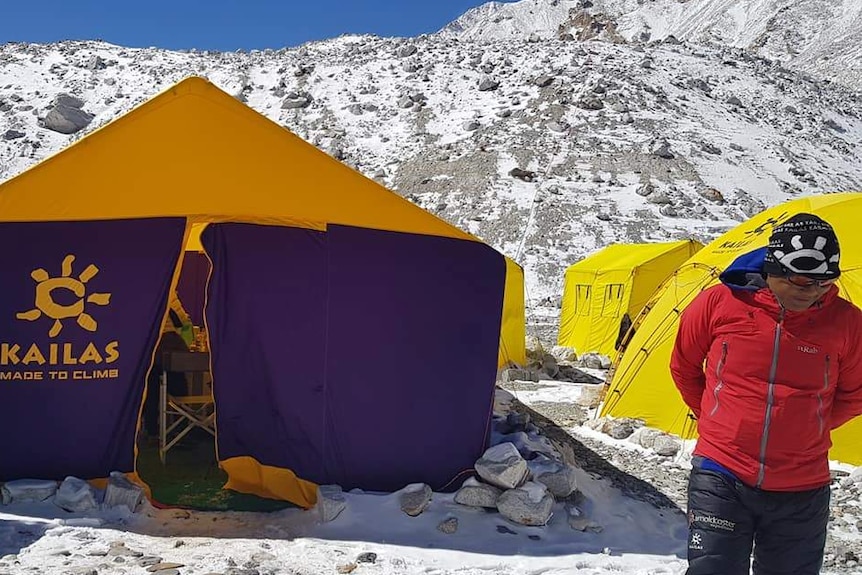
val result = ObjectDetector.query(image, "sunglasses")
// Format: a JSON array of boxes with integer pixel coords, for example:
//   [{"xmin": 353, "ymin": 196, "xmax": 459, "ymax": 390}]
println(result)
[{"xmin": 782, "ymin": 274, "xmax": 837, "ymax": 288}]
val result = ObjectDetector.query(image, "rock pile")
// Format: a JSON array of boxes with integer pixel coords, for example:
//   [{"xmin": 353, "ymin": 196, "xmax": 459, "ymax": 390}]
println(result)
[{"xmin": 1, "ymin": 472, "xmax": 143, "ymax": 512}]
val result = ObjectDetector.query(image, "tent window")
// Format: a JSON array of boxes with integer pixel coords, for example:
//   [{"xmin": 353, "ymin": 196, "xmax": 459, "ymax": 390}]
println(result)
[
  {"xmin": 601, "ymin": 283, "xmax": 625, "ymax": 317},
  {"xmin": 575, "ymin": 285, "xmax": 591, "ymax": 316}
]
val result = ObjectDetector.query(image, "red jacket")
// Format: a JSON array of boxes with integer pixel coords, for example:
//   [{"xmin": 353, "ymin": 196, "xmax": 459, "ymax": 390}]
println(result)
[{"xmin": 671, "ymin": 280, "xmax": 862, "ymax": 491}]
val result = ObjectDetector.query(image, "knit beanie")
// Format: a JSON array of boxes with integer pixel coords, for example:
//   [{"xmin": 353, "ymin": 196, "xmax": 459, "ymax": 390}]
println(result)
[{"xmin": 762, "ymin": 213, "xmax": 840, "ymax": 279}]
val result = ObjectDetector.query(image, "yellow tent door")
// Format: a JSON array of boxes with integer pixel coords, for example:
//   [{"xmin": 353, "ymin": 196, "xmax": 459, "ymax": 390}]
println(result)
[
  {"xmin": 601, "ymin": 192, "xmax": 862, "ymax": 465},
  {"xmin": 557, "ymin": 240, "xmax": 702, "ymax": 357}
]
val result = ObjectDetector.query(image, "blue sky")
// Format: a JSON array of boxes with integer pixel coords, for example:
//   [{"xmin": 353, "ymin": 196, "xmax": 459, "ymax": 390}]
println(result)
[{"xmin": 1, "ymin": 0, "xmax": 501, "ymax": 51}]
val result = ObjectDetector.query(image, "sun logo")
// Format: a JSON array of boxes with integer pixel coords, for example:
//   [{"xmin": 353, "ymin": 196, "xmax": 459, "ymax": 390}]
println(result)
[{"xmin": 16, "ymin": 255, "xmax": 111, "ymax": 338}]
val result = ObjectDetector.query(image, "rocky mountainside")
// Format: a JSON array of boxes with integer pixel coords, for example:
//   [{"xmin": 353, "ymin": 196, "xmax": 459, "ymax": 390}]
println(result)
[
  {"xmin": 1, "ymin": 12, "xmax": 861, "ymax": 340},
  {"xmin": 441, "ymin": 0, "xmax": 862, "ymax": 91}
]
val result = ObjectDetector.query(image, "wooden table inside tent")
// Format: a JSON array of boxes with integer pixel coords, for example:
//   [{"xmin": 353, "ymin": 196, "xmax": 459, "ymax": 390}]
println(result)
[{"xmin": 159, "ymin": 350, "xmax": 214, "ymax": 463}]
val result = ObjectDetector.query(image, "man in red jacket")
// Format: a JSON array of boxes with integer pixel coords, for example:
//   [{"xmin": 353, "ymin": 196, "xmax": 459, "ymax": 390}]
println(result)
[{"xmin": 671, "ymin": 213, "xmax": 862, "ymax": 575}]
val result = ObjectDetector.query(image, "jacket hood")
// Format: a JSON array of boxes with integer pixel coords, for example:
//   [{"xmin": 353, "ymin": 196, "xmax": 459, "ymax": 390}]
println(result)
[{"xmin": 719, "ymin": 247, "xmax": 769, "ymax": 291}]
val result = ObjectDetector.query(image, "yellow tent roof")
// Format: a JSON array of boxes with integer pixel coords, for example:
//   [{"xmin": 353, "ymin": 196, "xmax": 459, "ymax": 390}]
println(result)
[
  {"xmin": 0, "ymin": 77, "xmax": 472, "ymax": 242},
  {"xmin": 565, "ymin": 240, "xmax": 699, "ymax": 273}
]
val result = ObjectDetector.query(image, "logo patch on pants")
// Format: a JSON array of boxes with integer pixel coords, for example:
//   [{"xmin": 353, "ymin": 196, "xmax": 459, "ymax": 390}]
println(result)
[
  {"xmin": 689, "ymin": 532, "xmax": 704, "ymax": 550},
  {"xmin": 689, "ymin": 510, "xmax": 736, "ymax": 532}
]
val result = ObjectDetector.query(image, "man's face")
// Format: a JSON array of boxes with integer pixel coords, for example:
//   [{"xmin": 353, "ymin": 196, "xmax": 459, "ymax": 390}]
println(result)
[{"xmin": 765, "ymin": 274, "xmax": 835, "ymax": 311}]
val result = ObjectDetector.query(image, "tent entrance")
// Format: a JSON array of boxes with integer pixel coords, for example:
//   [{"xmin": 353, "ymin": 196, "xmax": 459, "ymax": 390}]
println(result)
[
  {"xmin": 136, "ymin": 428, "xmax": 292, "ymax": 511},
  {"xmin": 136, "ymin": 249, "xmax": 294, "ymax": 511}
]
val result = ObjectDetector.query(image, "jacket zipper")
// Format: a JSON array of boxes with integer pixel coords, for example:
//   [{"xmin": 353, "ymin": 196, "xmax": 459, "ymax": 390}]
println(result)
[
  {"xmin": 709, "ymin": 341, "xmax": 728, "ymax": 417},
  {"xmin": 757, "ymin": 307, "xmax": 784, "ymax": 488},
  {"xmin": 817, "ymin": 355, "xmax": 831, "ymax": 436}
]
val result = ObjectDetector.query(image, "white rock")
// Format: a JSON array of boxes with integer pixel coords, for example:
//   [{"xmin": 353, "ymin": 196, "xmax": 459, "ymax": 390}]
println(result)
[
  {"xmin": 316, "ymin": 484, "xmax": 347, "ymax": 522},
  {"xmin": 475, "ymin": 443, "xmax": 529, "ymax": 489},
  {"xmin": 1, "ymin": 479, "xmax": 58, "ymax": 504},
  {"xmin": 103, "ymin": 472, "xmax": 143, "ymax": 512},
  {"xmin": 497, "ymin": 482, "xmax": 554, "ymax": 526},
  {"xmin": 629, "ymin": 427, "xmax": 663, "ymax": 449},
  {"xmin": 54, "ymin": 477, "xmax": 97, "ymax": 513}
]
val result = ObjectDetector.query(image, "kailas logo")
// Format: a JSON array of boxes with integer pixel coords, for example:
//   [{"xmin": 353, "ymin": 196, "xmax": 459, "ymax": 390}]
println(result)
[
  {"xmin": 689, "ymin": 532, "xmax": 704, "ymax": 550},
  {"xmin": 744, "ymin": 212, "xmax": 790, "ymax": 237},
  {"xmin": 16, "ymin": 255, "xmax": 111, "ymax": 337}
]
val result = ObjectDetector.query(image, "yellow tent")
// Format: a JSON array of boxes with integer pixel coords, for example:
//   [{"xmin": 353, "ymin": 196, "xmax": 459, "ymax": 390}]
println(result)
[
  {"xmin": 0, "ymin": 76, "xmax": 525, "ymax": 507},
  {"xmin": 557, "ymin": 240, "xmax": 703, "ymax": 356},
  {"xmin": 601, "ymin": 192, "xmax": 862, "ymax": 464},
  {"xmin": 500, "ymin": 258, "xmax": 527, "ymax": 367}
]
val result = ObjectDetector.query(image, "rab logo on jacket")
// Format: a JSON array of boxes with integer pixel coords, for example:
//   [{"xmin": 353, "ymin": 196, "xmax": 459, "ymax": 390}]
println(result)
[{"xmin": 16, "ymin": 254, "xmax": 111, "ymax": 337}]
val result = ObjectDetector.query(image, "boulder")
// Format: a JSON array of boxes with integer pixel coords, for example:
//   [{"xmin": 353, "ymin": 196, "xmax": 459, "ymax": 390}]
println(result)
[
  {"xmin": 651, "ymin": 139, "xmax": 675, "ymax": 159},
  {"xmin": 478, "ymin": 78, "xmax": 500, "ymax": 91},
  {"xmin": 475, "ymin": 442, "xmax": 529, "ymax": 489},
  {"xmin": 629, "ymin": 426, "xmax": 663, "ymax": 449},
  {"xmin": 44, "ymin": 105, "xmax": 93, "ymax": 134},
  {"xmin": 399, "ymin": 483, "xmax": 432, "ymax": 517},
  {"xmin": 535, "ymin": 464, "xmax": 579, "ymax": 499},
  {"xmin": 54, "ymin": 476, "xmax": 97, "ymax": 513},
  {"xmin": 53, "ymin": 93, "xmax": 85, "ymax": 108},
  {"xmin": 579, "ymin": 353, "xmax": 610, "ymax": 370},
  {"xmin": 454, "ymin": 477, "xmax": 502, "ymax": 508},
  {"xmin": 653, "ymin": 434, "xmax": 682, "ymax": 457},
  {"xmin": 497, "ymin": 482, "xmax": 554, "ymax": 526},
  {"xmin": 103, "ymin": 472, "xmax": 143, "ymax": 512},
  {"xmin": 1, "ymin": 479, "xmax": 58, "ymax": 504},
  {"xmin": 603, "ymin": 418, "xmax": 636, "ymax": 439}
]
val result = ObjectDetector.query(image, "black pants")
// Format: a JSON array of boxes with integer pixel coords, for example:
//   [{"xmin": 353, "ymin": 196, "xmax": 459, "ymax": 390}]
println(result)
[
  {"xmin": 143, "ymin": 332, "xmax": 189, "ymax": 436},
  {"xmin": 686, "ymin": 457, "xmax": 830, "ymax": 575}
]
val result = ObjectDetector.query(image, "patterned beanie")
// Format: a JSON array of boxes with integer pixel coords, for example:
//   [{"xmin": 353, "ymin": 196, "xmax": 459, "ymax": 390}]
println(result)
[{"xmin": 762, "ymin": 213, "xmax": 840, "ymax": 279}]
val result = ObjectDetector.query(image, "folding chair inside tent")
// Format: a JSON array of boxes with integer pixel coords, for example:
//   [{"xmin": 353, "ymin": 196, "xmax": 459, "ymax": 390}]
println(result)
[{"xmin": 159, "ymin": 350, "xmax": 215, "ymax": 463}]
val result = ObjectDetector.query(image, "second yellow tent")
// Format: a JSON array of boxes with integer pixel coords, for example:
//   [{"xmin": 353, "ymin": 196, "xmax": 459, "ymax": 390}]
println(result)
[{"xmin": 558, "ymin": 240, "xmax": 703, "ymax": 356}]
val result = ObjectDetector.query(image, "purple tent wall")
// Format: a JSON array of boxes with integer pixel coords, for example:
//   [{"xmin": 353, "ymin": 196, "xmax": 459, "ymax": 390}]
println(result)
[
  {"xmin": 0, "ymin": 218, "xmax": 186, "ymax": 481},
  {"xmin": 202, "ymin": 223, "xmax": 505, "ymax": 492}
]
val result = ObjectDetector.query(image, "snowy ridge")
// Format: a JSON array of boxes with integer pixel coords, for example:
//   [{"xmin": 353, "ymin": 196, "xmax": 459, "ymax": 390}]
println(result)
[{"xmin": 439, "ymin": 0, "xmax": 862, "ymax": 91}]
